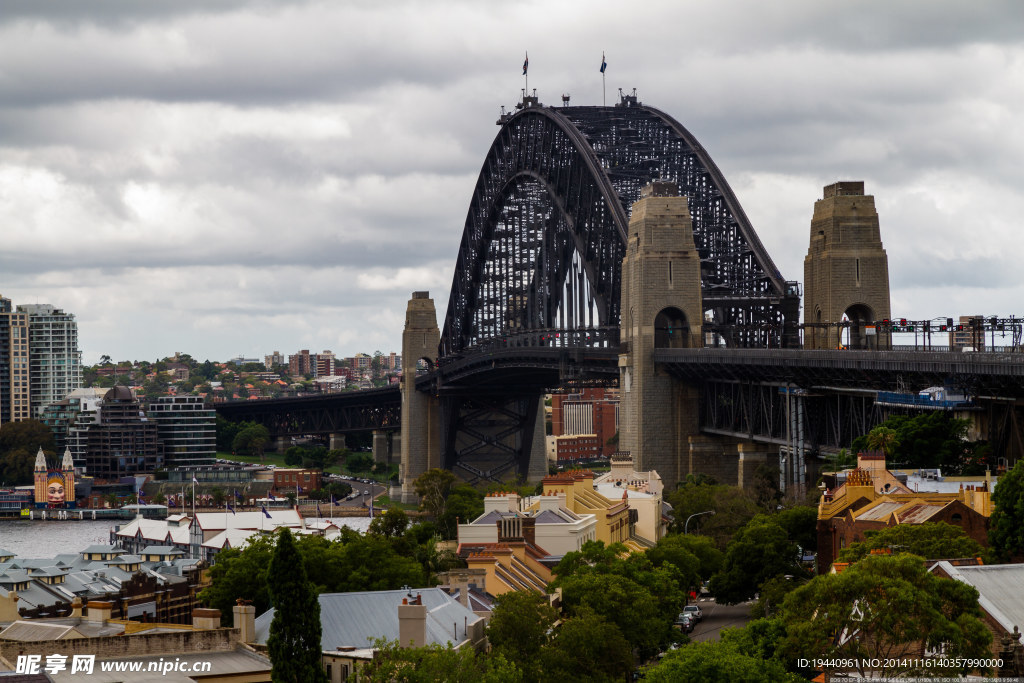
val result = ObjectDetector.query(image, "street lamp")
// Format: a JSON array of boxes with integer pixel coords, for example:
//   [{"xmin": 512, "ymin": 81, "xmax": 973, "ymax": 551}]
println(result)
[{"xmin": 685, "ymin": 510, "xmax": 715, "ymax": 534}]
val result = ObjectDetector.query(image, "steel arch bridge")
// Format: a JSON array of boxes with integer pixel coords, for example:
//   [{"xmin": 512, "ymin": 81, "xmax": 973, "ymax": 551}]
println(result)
[
  {"xmin": 433, "ymin": 95, "xmax": 801, "ymax": 483},
  {"xmin": 440, "ymin": 95, "xmax": 800, "ymax": 362}
]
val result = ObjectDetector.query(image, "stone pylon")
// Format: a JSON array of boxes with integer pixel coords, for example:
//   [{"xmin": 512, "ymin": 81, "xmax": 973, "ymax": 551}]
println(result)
[
  {"xmin": 400, "ymin": 292, "xmax": 441, "ymax": 503},
  {"xmin": 803, "ymin": 182, "xmax": 891, "ymax": 350},
  {"xmin": 618, "ymin": 181, "xmax": 703, "ymax": 484}
]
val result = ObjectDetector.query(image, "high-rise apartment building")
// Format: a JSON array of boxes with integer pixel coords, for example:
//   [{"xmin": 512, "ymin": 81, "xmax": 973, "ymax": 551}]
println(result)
[
  {"xmin": 67, "ymin": 386, "xmax": 161, "ymax": 479},
  {"xmin": 0, "ymin": 296, "xmax": 31, "ymax": 425},
  {"xmin": 288, "ymin": 349, "xmax": 313, "ymax": 377},
  {"xmin": 148, "ymin": 395, "xmax": 217, "ymax": 469},
  {"xmin": 16, "ymin": 304, "xmax": 82, "ymax": 418}
]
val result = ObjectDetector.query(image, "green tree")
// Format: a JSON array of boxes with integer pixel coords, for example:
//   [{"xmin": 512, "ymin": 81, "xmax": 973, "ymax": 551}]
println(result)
[
  {"xmin": 839, "ymin": 521, "xmax": 984, "ymax": 564},
  {"xmin": 283, "ymin": 446, "xmax": 305, "ymax": 467},
  {"xmin": 990, "ymin": 458, "xmax": 1024, "ymax": 561},
  {"xmin": 0, "ymin": 420, "xmax": 57, "ymax": 486},
  {"xmin": 437, "ymin": 484, "xmax": 484, "ymax": 539},
  {"xmin": 709, "ymin": 518, "xmax": 802, "ymax": 604},
  {"xmin": 772, "ymin": 506, "xmax": 818, "ymax": 553},
  {"xmin": 779, "ymin": 553, "xmax": 991, "ymax": 679},
  {"xmin": 367, "ymin": 507, "xmax": 410, "ymax": 539},
  {"xmin": 665, "ymin": 478, "xmax": 759, "ymax": 548},
  {"xmin": 644, "ymin": 534, "xmax": 702, "ymax": 588},
  {"xmin": 347, "ymin": 452, "xmax": 374, "ymax": 473},
  {"xmin": 865, "ymin": 425, "xmax": 900, "ymax": 458},
  {"xmin": 0, "ymin": 419, "xmax": 56, "ymax": 455},
  {"xmin": 357, "ymin": 639, "xmax": 522, "ymax": 682},
  {"xmin": 645, "ymin": 639, "xmax": 803, "ymax": 683},
  {"xmin": 539, "ymin": 608, "xmax": 633, "ymax": 683},
  {"xmin": 233, "ymin": 424, "xmax": 270, "ymax": 460},
  {"xmin": 413, "ymin": 468, "xmax": 457, "ymax": 520},
  {"xmin": 552, "ymin": 542, "xmax": 684, "ymax": 657},
  {"xmin": 487, "ymin": 591, "xmax": 557, "ymax": 681},
  {"xmin": 199, "ymin": 536, "xmax": 276, "ymax": 625},
  {"xmin": 266, "ymin": 529, "xmax": 327, "ymax": 683},
  {"xmin": 853, "ymin": 413, "xmax": 978, "ymax": 473}
]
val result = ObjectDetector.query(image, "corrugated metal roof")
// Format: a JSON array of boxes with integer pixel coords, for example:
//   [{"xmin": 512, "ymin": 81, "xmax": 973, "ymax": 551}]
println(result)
[
  {"xmin": 896, "ymin": 504, "xmax": 945, "ymax": 524},
  {"xmin": 855, "ymin": 502, "xmax": 905, "ymax": 521},
  {"xmin": 253, "ymin": 588, "xmax": 482, "ymax": 650},
  {"xmin": 935, "ymin": 562, "xmax": 1024, "ymax": 638},
  {"xmin": 0, "ymin": 620, "xmax": 82, "ymax": 641}
]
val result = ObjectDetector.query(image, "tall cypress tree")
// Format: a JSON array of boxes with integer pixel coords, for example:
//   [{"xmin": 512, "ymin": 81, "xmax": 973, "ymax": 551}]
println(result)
[{"xmin": 267, "ymin": 528, "xmax": 327, "ymax": 683}]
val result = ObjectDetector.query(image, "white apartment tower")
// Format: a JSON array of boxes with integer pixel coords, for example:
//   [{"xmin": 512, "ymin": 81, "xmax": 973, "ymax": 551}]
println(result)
[{"xmin": 17, "ymin": 304, "xmax": 82, "ymax": 417}]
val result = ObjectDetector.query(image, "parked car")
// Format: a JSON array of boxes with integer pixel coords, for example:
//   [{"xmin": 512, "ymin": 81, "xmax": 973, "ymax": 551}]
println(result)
[
  {"xmin": 682, "ymin": 604, "xmax": 703, "ymax": 622},
  {"xmin": 674, "ymin": 613, "xmax": 694, "ymax": 633}
]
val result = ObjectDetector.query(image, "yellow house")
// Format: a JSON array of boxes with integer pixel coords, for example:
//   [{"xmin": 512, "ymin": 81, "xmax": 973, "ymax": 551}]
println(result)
[{"xmin": 533, "ymin": 471, "xmax": 634, "ymax": 548}]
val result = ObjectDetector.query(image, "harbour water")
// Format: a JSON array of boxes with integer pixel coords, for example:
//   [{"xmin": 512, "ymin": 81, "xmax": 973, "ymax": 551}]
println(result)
[
  {"xmin": 0, "ymin": 516, "xmax": 374, "ymax": 560},
  {"xmin": 0, "ymin": 519, "xmax": 117, "ymax": 559}
]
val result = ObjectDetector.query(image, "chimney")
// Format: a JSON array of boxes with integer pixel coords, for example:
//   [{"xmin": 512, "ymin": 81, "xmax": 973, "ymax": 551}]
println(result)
[
  {"xmin": 70, "ymin": 597, "xmax": 83, "ymax": 618},
  {"xmin": 192, "ymin": 608, "xmax": 221, "ymax": 630},
  {"xmin": 398, "ymin": 594, "xmax": 427, "ymax": 648},
  {"xmin": 454, "ymin": 573, "xmax": 470, "ymax": 609},
  {"xmin": 86, "ymin": 601, "xmax": 113, "ymax": 624},
  {"xmin": 521, "ymin": 517, "xmax": 536, "ymax": 547},
  {"xmin": 497, "ymin": 516, "xmax": 523, "ymax": 543},
  {"xmin": 233, "ymin": 601, "xmax": 256, "ymax": 643}
]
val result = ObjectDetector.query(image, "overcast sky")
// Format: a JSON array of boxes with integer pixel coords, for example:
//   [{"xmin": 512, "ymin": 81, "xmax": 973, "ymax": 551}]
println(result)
[{"xmin": 2, "ymin": 0, "xmax": 1022, "ymax": 364}]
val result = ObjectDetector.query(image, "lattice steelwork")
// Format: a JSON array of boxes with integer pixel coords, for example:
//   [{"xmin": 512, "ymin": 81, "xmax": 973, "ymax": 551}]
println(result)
[{"xmin": 441, "ymin": 96, "xmax": 800, "ymax": 359}]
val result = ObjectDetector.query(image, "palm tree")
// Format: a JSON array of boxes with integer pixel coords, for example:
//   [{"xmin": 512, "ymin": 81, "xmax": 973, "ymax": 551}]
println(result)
[{"xmin": 866, "ymin": 426, "xmax": 900, "ymax": 459}]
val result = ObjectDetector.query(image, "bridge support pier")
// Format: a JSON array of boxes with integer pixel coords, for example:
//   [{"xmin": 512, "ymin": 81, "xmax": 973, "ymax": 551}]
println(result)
[
  {"xmin": 373, "ymin": 431, "xmax": 389, "ymax": 465},
  {"xmin": 688, "ymin": 435, "xmax": 736, "ymax": 484},
  {"xmin": 329, "ymin": 433, "xmax": 346, "ymax": 451},
  {"xmin": 528, "ymin": 400, "xmax": 548, "ymax": 482},
  {"xmin": 400, "ymin": 292, "xmax": 441, "ymax": 504},
  {"xmin": 271, "ymin": 436, "xmax": 289, "ymax": 453},
  {"xmin": 620, "ymin": 181, "xmax": 704, "ymax": 484},
  {"xmin": 737, "ymin": 443, "xmax": 775, "ymax": 490}
]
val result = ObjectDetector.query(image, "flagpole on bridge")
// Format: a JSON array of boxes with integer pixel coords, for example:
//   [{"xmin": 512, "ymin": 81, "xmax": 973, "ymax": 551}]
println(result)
[
  {"xmin": 600, "ymin": 51, "xmax": 607, "ymax": 106},
  {"xmin": 523, "ymin": 51, "xmax": 528, "ymax": 101}
]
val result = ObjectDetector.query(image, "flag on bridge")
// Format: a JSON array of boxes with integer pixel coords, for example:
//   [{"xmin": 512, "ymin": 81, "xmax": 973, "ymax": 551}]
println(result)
[
  {"xmin": 227, "ymin": 503, "xmax": 236, "ymax": 515},
  {"xmin": 523, "ymin": 52, "xmax": 528, "ymax": 75},
  {"xmin": 600, "ymin": 52, "xmax": 607, "ymax": 73},
  {"xmin": 192, "ymin": 474, "xmax": 199, "ymax": 485},
  {"xmin": 261, "ymin": 505, "xmax": 272, "ymax": 519},
  {"xmin": 269, "ymin": 492, "xmax": 276, "ymax": 501}
]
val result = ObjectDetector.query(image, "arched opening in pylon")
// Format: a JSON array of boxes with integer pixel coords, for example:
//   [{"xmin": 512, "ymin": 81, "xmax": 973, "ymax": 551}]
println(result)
[
  {"xmin": 842, "ymin": 304, "xmax": 875, "ymax": 350},
  {"xmin": 654, "ymin": 307, "xmax": 690, "ymax": 348}
]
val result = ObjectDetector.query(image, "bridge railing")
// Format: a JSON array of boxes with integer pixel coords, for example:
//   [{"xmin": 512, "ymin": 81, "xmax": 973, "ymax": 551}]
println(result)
[
  {"xmin": 452, "ymin": 327, "xmax": 620, "ymax": 354},
  {"xmin": 885, "ymin": 344, "xmax": 1023, "ymax": 353}
]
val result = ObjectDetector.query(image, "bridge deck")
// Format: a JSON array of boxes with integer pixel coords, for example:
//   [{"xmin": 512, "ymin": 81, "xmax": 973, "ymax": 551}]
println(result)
[{"xmin": 654, "ymin": 348, "xmax": 1024, "ymax": 397}]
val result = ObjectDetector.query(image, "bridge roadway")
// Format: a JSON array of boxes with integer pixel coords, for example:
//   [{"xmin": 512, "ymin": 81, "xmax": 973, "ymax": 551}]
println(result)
[
  {"xmin": 654, "ymin": 348, "xmax": 1024, "ymax": 398},
  {"xmin": 215, "ymin": 347, "xmax": 1024, "ymax": 440}
]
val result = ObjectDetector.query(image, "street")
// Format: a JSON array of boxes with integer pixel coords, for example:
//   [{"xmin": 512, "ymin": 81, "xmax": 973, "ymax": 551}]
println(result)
[{"xmin": 688, "ymin": 597, "xmax": 753, "ymax": 642}]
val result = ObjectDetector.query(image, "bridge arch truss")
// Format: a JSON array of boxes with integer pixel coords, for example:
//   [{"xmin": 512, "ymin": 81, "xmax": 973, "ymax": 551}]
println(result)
[{"xmin": 441, "ymin": 100, "xmax": 801, "ymax": 359}]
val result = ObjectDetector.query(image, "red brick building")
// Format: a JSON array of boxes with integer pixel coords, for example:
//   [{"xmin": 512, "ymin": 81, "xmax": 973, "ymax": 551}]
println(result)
[
  {"xmin": 816, "ymin": 453, "xmax": 992, "ymax": 573},
  {"xmin": 271, "ymin": 469, "xmax": 321, "ymax": 497},
  {"xmin": 550, "ymin": 388, "xmax": 619, "ymax": 459}
]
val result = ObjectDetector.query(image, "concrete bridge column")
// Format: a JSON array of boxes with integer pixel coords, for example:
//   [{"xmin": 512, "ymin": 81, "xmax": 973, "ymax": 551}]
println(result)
[
  {"xmin": 329, "ymin": 433, "xmax": 346, "ymax": 451},
  {"xmin": 737, "ymin": 442, "xmax": 773, "ymax": 489},
  {"xmin": 619, "ymin": 181, "xmax": 704, "ymax": 485},
  {"xmin": 688, "ymin": 435, "xmax": 738, "ymax": 486},
  {"xmin": 528, "ymin": 400, "xmax": 548, "ymax": 482},
  {"xmin": 271, "ymin": 436, "xmax": 289, "ymax": 453},
  {"xmin": 373, "ymin": 430, "xmax": 389, "ymax": 465},
  {"xmin": 400, "ymin": 292, "xmax": 441, "ymax": 504}
]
